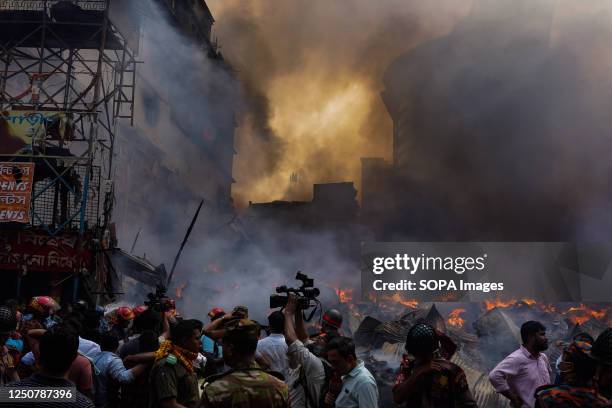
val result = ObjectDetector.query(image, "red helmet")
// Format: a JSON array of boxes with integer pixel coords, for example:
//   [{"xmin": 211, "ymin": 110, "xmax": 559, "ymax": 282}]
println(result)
[
  {"xmin": 208, "ymin": 307, "xmax": 225, "ymax": 319},
  {"xmin": 116, "ymin": 306, "xmax": 135, "ymax": 321},
  {"xmin": 28, "ymin": 296, "xmax": 60, "ymax": 315},
  {"xmin": 132, "ymin": 305, "xmax": 148, "ymax": 316}
]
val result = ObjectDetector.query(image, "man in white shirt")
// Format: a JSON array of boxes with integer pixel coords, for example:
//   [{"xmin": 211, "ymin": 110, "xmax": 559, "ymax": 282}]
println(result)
[
  {"xmin": 256, "ymin": 311, "xmax": 289, "ymax": 380},
  {"xmin": 21, "ymin": 334, "xmax": 100, "ymax": 366}
]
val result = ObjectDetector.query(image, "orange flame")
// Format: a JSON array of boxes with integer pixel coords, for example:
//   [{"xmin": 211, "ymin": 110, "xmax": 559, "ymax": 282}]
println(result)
[
  {"xmin": 335, "ymin": 287, "xmax": 354, "ymax": 303},
  {"xmin": 484, "ymin": 299, "xmax": 518, "ymax": 311},
  {"xmin": 447, "ymin": 308, "xmax": 466, "ymax": 328},
  {"xmin": 483, "ymin": 298, "xmax": 539, "ymax": 311},
  {"xmin": 175, "ymin": 282, "xmax": 187, "ymax": 299},
  {"xmin": 380, "ymin": 293, "xmax": 419, "ymax": 308},
  {"xmin": 563, "ymin": 304, "xmax": 607, "ymax": 325}
]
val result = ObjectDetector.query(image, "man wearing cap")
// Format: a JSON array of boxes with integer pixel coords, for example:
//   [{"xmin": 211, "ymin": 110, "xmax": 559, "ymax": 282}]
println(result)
[
  {"xmin": 149, "ymin": 320, "xmax": 202, "ymax": 408},
  {"xmin": 203, "ymin": 306, "xmax": 249, "ymax": 341},
  {"xmin": 199, "ymin": 319, "xmax": 289, "ymax": 408},
  {"xmin": 393, "ymin": 323, "xmax": 477, "ymax": 408},
  {"xmin": 232, "ymin": 306, "xmax": 249, "ymax": 319},
  {"xmin": 535, "ymin": 339, "xmax": 608, "ymax": 407}
]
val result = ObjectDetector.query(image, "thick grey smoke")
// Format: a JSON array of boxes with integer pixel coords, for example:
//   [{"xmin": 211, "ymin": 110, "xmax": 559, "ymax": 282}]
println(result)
[
  {"xmin": 113, "ymin": 0, "xmax": 612, "ymax": 322},
  {"xmin": 356, "ymin": 0, "xmax": 612, "ymax": 242},
  {"xmin": 113, "ymin": 0, "xmax": 364, "ymax": 322}
]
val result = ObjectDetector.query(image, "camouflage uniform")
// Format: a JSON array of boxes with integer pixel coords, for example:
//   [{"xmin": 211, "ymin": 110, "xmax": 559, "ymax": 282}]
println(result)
[
  {"xmin": 394, "ymin": 358, "xmax": 477, "ymax": 408},
  {"xmin": 536, "ymin": 340, "xmax": 610, "ymax": 408},
  {"xmin": 232, "ymin": 306, "xmax": 249, "ymax": 319},
  {"xmin": 149, "ymin": 354, "xmax": 199, "ymax": 408},
  {"xmin": 535, "ymin": 384, "xmax": 609, "ymax": 407},
  {"xmin": 199, "ymin": 319, "xmax": 289, "ymax": 408}
]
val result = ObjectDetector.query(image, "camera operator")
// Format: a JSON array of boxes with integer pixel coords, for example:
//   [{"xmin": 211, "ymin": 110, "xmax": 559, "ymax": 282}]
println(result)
[{"xmin": 283, "ymin": 293, "xmax": 326, "ymax": 408}]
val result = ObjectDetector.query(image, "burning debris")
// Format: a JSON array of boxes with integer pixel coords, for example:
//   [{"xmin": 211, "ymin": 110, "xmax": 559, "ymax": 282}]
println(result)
[
  {"xmin": 375, "ymin": 292, "xmax": 419, "ymax": 309},
  {"xmin": 334, "ymin": 287, "xmax": 354, "ymax": 303},
  {"xmin": 564, "ymin": 304, "xmax": 608, "ymax": 325},
  {"xmin": 340, "ymin": 297, "xmax": 611, "ymax": 408},
  {"xmin": 447, "ymin": 308, "xmax": 466, "ymax": 328}
]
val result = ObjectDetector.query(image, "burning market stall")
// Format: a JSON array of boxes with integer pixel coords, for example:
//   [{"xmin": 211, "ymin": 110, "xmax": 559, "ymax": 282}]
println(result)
[{"xmin": 333, "ymin": 294, "xmax": 612, "ymax": 408}]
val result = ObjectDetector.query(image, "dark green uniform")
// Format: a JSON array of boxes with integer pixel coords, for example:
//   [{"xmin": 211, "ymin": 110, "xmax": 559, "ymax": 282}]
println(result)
[
  {"xmin": 199, "ymin": 362, "xmax": 288, "ymax": 408},
  {"xmin": 149, "ymin": 355, "xmax": 199, "ymax": 408}
]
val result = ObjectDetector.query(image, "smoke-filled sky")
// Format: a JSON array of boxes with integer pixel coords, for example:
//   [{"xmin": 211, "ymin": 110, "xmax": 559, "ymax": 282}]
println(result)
[
  {"xmin": 206, "ymin": 0, "xmax": 473, "ymax": 206},
  {"xmin": 206, "ymin": 0, "xmax": 612, "ymax": 213},
  {"xmin": 113, "ymin": 0, "xmax": 612, "ymax": 319}
]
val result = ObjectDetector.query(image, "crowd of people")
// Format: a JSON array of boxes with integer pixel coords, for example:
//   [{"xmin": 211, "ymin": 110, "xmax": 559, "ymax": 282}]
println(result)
[
  {"xmin": 0, "ymin": 293, "xmax": 610, "ymax": 408},
  {"xmin": 488, "ymin": 320, "xmax": 612, "ymax": 407}
]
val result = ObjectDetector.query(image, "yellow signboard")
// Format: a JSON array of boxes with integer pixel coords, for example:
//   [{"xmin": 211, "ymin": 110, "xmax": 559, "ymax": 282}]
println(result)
[{"xmin": 0, "ymin": 110, "xmax": 71, "ymax": 154}]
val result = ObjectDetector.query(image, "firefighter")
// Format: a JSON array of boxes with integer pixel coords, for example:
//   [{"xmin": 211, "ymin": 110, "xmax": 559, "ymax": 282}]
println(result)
[
  {"xmin": 393, "ymin": 323, "xmax": 477, "ymax": 407},
  {"xmin": 592, "ymin": 328, "xmax": 612, "ymax": 400},
  {"xmin": 535, "ymin": 339, "xmax": 608, "ymax": 407}
]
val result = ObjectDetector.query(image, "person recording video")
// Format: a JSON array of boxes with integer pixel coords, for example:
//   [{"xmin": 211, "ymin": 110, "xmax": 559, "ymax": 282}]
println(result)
[{"xmin": 283, "ymin": 293, "xmax": 326, "ymax": 408}]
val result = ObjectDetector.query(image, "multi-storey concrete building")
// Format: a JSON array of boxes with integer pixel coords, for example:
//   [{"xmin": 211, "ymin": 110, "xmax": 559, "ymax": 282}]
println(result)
[{"xmin": 113, "ymin": 0, "xmax": 237, "ymax": 248}]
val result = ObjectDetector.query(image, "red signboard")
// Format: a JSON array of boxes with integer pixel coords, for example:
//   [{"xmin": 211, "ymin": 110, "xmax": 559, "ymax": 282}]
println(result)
[
  {"xmin": 0, "ymin": 162, "xmax": 35, "ymax": 223},
  {"xmin": 0, "ymin": 230, "xmax": 91, "ymax": 273}
]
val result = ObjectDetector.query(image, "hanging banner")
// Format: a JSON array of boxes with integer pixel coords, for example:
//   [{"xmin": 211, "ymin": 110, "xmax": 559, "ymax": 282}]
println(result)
[
  {"xmin": 0, "ymin": 162, "xmax": 35, "ymax": 223},
  {"xmin": 0, "ymin": 229, "xmax": 91, "ymax": 272},
  {"xmin": 0, "ymin": 109, "xmax": 73, "ymax": 154}
]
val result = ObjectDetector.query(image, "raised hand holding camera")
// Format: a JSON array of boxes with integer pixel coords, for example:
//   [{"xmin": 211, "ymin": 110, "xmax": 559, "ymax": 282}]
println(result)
[{"xmin": 270, "ymin": 271, "xmax": 320, "ymax": 310}]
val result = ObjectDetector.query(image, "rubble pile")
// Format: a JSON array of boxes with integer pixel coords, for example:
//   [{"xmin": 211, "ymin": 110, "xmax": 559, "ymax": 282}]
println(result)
[{"xmin": 335, "ymin": 298, "xmax": 611, "ymax": 408}]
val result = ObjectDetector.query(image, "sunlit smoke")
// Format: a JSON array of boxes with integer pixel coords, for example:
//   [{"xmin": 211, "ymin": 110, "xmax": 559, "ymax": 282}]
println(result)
[{"xmin": 206, "ymin": 0, "xmax": 472, "ymax": 206}]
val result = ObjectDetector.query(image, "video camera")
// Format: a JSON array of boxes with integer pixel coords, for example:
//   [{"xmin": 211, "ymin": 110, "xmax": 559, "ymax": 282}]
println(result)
[
  {"xmin": 270, "ymin": 271, "xmax": 320, "ymax": 310},
  {"xmin": 144, "ymin": 285, "xmax": 174, "ymax": 313}
]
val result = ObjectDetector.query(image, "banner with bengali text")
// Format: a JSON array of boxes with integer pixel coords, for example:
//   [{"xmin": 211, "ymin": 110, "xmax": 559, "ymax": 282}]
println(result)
[{"xmin": 0, "ymin": 162, "xmax": 34, "ymax": 223}]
